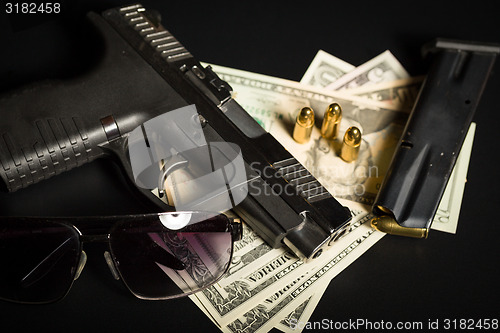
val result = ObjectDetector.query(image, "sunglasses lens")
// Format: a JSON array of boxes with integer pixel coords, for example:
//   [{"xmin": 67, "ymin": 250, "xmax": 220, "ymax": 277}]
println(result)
[
  {"xmin": 0, "ymin": 219, "xmax": 81, "ymax": 304},
  {"xmin": 109, "ymin": 212, "xmax": 233, "ymax": 299}
]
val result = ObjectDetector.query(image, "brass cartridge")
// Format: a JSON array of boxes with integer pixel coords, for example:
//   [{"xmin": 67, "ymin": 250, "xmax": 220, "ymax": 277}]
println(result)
[
  {"xmin": 321, "ymin": 103, "xmax": 342, "ymax": 140},
  {"xmin": 339, "ymin": 126, "xmax": 361, "ymax": 162},
  {"xmin": 371, "ymin": 215, "xmax": 428, "ymax": 238},
  {"xmin": 293, "ymin": 107, "xmax": 315, "ymax": 143}
]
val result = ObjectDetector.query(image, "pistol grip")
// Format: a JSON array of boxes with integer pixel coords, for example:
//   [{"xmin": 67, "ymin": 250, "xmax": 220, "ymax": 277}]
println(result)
[
  {"xmin": 0, "ymin": 11, "xmax": 186, "ymax": 192},
  {"xmin": 0, "ymin": 84, "xmax": 106, "ymax": 192}
]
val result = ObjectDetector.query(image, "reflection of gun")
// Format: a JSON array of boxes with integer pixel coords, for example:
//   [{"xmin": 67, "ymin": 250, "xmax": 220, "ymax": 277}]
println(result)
[{"xmin": 0, "ymin": 4, "xmax": 351, "ymax": 261}]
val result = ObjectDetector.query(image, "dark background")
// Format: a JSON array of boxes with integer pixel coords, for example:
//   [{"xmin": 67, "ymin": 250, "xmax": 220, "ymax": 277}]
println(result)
[{"xmin": 0, "ymin": 0, "xmax": 499, "ymax": 332}]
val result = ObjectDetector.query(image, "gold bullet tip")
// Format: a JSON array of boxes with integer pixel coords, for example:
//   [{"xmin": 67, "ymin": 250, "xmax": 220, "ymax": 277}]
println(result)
[
  {"xmin": 293, "ymin": 107, "xmax": 315, "ymax": 143},
  {"xmin": 344, "ymin": 126, "xmax": 361, "ymax": 146},
  {"xmin": 297, "ymin": 107, "xmax": 314, "ymax": 126},
  {"xmin": 321, "ymin": 103, "xmax": 342, "ymax": 139},
  {"xmin": 328, "ymin": 103, "xmax": 342, "ymax": 118}
]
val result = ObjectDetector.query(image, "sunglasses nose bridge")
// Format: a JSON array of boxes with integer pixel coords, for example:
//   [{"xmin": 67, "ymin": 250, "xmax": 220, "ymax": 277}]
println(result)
[
  {"xmin": 103, "ymin": 251, "xmax": 121, "ymax": 280},
  {"xmin": 73, "ymin": 251, "xmax": 87, "ymax": 281}
]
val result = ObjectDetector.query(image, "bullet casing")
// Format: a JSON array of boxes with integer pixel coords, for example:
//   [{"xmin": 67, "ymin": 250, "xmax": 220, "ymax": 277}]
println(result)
[
  {"xmin": 340, "ymin": 126, "xmax": 361, "ymax": 162},
  {"xmin": 371, "ymin": 215, "xmax": 428, "ymax": 238},
  {"xmin": 293, "ymin": 107, "xmax": 315, "ymax": 144},
  {"xmin": 321, "ymin": 103, "xmax": 342, "ymax": 140}
]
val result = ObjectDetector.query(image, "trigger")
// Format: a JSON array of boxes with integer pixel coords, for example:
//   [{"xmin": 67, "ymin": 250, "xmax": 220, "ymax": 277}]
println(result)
[{"xmin": 158, "ymin": 154, "xmax": 188, "ymax": 195}]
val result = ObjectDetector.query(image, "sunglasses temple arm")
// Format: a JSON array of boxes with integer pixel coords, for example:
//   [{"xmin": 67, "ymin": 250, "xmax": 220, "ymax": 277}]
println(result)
[
  {"xmin": 20, "ymin": 238, "xmax": 76, "ymax": 288},
  {"xmin": 231, "ymin": 220, "xmax": 242, "ymax": 241}
]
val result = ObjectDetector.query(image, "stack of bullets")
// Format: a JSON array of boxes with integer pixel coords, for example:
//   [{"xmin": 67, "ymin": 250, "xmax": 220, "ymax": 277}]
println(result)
[{"xmin": 293, "ymin": 103, "xmax": 361, "ymax": 162}]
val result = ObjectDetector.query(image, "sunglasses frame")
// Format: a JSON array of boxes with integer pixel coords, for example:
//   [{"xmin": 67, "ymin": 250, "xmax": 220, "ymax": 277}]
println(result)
[{"xmin": 0, "ymin": 212, "xmax": 241, "ymax": 304}]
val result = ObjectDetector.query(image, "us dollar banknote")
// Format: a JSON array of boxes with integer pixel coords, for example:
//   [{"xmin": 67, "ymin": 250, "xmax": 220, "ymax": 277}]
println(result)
[
  {"xmin": 431, "ymin": 123, "xmax": 476, "ymax": 234},
  {"xmin": 297, "ymin": 50, "xmax": 474, "ymax": 234},
  {"xmin": 273, "ymin": 205, "xmax": 370, "ymax": 333},
  {"xmin": 182, "ymin": 60, "xmax": 475, "ymax": 333},
  {"xmin": 325, "ymin": 50, "xmax": 409, "ymax": 91},
  {"xmin": 191, "ymin": 235, "xmax": 305, "ymax": 325},
  {"xmin": 205, "ymin": 63, "xmax": 408, "ymax": 206},
  {"xmin": 188, "ymin": 197, "xmax": 375, "ymax": 332},
  {"xmin": 222, "ymin": 206, "xmax": 385, "ymax": 333},
  {"xmin": 301, "ymin": 49, "xmax": 421, "ymax": 110},
  {"xmin": 345, "ymin": 76, "xmax": 425, "ymax": 111},
  {"xmin": 300, "ymin": 50, "xmax": 355, "ymax": 88},
  {"xmin": 274, "ymin": 283, "xmax": 327, "ymax": 333}
]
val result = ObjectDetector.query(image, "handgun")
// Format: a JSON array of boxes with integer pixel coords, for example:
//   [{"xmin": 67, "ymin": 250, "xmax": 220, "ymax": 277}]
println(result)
[{"xmin": 0, "ymin": 4, "xmax": 351, "ymax": 261}]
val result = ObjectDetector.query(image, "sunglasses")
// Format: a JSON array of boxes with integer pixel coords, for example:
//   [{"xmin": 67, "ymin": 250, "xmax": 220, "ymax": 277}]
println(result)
[{"xmin": 0, "ymin": 212, "xmax": 241, "ymax": 304}]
